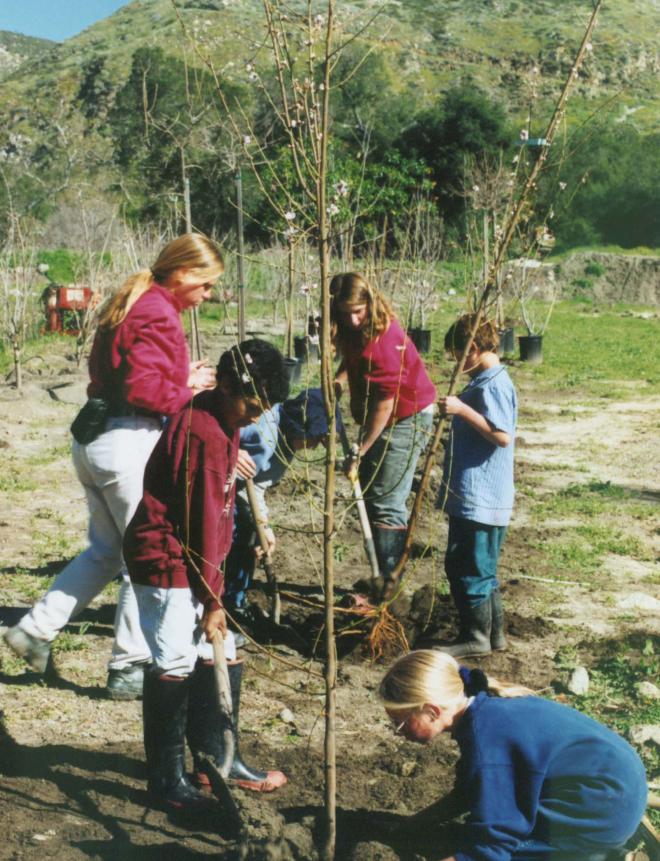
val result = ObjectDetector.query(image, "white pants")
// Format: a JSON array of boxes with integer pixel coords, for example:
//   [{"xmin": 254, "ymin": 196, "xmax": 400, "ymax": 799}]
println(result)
[
  {"xmin": 19, "ymin": 416, "xmax": 161, "ymax": 670},
  {"xmin": 133, "ymin": 584, "xmax": 236, "ymax": 677}
]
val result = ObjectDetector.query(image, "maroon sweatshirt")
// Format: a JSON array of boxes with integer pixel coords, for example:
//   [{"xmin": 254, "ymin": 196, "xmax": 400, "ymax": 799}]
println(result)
[
  {"xmin": 124, "ymin": 390, "xmax": 239, "ymax": 611},
  {"xmin": 342, "ymin": 318, "xmax": 436, "ymax": 425},
  {"xmin": 88, "ymin": 283, "xmax": 191, "ymax": 415}
]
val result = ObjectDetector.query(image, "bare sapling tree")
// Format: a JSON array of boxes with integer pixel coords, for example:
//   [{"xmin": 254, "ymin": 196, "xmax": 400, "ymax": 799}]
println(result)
[
  {"xmin": 0, "ymin": 212, "xmax": 39, "ymax": 391},
  {"xmin": 170, "ymin": 1, "xmax": 386, "ymax": 855},
  {"xmin": 398, "ymin": 192, "xmax": 444, "ymax": 332},
  {"xmin": 70, "ymin": 193, "xmax": 120, "ymax": 366},
  {"xmin": 381, "ymin": 0, "xmax": 604, "ymax": 600}
]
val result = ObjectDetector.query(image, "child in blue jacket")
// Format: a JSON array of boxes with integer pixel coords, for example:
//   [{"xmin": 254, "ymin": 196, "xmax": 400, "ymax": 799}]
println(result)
[
  {"xmin": 380, "ymin": 650, "xmax": 647, "ymax": 861},
  {"xmin": 224, "ymin": 388, "xmax": 339, "ymax": 614},
  {"xmin": 437, "ymin": 314, "xmax": 517, "ymax": 658}
]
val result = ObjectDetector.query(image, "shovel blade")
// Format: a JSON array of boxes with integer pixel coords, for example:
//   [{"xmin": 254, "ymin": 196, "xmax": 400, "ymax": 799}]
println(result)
[{"xmin": 198, "ymin": 754, "xmax": 243, "ymax": 837}]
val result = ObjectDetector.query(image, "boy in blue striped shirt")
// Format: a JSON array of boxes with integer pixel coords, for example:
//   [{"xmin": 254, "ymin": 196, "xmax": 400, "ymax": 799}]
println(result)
[{"xmin": 437, "ymin": 315, "xmax": 517, "ymax": 657}]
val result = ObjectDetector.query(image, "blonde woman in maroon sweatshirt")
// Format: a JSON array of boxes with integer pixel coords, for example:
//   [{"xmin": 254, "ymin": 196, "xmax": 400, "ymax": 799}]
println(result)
[{"xmin": 4, "ymin": 234, "xmax": 223, "ymax": 700}]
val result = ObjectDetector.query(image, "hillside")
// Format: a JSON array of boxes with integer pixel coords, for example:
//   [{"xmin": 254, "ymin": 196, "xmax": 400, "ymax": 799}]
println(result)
[
  {"xmin": 1, "ymin": 0, "xmax": 658, "ymax": 124},
  {"xmin": 0, "ymin": 0, "xmax": 657, "ymax": 248},
  {"xmin": 0, "ymin": 30, "xmax": 55, "ymax": 81}
]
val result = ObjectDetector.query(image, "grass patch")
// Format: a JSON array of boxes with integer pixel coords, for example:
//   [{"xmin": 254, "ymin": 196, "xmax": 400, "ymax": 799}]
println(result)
[
  {"xmin": 52, "ymin": 625, "xmax": 92, "ymax": 655},
  {"xmin": 0, "ymin": 467, "xmax": 38, "ymax": 493},
  {"xmin": 26, "ymin": 444, "xmax": 72, "ymax": 467},
  {"xmin": 555, "ymin": 636, "xmax": 660, "ymax": 778},
  {"xmin": 510, "ymin": 302, "xmax": 660, "ymax": 395},
  {"xmin": 531, "ymin": 522, "xmax": 647, "ymax": 580},
  {"xmin": 536, "ymin": 481, "xmax": 656, "ymax": 521}
]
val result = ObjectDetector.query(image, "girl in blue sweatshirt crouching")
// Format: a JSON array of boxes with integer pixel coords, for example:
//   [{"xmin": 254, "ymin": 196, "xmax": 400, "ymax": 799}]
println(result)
[{"xmin": 380, "ymin": 650, "xmax": 647, "ymax": 861}]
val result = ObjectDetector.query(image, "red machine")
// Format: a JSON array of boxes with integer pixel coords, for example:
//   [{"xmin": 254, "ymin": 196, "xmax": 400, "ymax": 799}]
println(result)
[{"xmin": 42, "ymin": 284, "xmax": 93, "ymax": 334}]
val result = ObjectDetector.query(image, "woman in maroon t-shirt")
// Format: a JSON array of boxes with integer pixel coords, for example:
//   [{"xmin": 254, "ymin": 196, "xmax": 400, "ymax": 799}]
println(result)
[{"xmin": 330, "ymin": 272, "xmax": 436, "ymax": 597}]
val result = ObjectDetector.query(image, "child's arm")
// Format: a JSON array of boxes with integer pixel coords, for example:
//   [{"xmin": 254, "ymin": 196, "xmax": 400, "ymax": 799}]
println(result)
[
  {"xmin": 439, "ymin": 396, "xmax": 511, "ymax": 447},
  {"xmin": 334, "ymin": 362, "xmax": 348, "ymax": 399},
  {"xmin": 358, "ymin": 396, "xmax": 395, "ymax": 456},
  {"xmin": 407, "ymin": 786, "xmax": 467, "ymax": 827}
]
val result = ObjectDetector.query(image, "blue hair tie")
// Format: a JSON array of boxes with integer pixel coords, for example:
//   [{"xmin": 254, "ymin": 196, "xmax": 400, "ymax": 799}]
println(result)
[{"xmin": 459, "ymin": 665, "xmax": 488, "ymax": 696}]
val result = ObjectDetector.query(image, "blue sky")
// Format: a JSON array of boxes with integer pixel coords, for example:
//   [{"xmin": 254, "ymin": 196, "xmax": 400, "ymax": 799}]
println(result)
[{"xmin": 0, "ymin": 1, "xmax": 131, "ymax": 42}]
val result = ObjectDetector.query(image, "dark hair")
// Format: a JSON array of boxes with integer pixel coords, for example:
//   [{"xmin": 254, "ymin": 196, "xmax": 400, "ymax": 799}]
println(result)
[
  {"xmin": 444, "ymin": 314, "xmax": 499, "ymax": 354},
  {"xmin": 217, "ymin": 339, "xmax": 289, "ymax": 406}
]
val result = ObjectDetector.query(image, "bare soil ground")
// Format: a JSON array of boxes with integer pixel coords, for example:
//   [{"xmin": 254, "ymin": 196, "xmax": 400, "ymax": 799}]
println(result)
[{"xmin": 0, "ymin": 333, "xmax": 658, "ymax": 860}]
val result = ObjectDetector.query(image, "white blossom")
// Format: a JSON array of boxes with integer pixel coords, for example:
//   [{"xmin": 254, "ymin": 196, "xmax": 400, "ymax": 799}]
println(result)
[
  {"xmin": 242, "ymin": 135, "xmax": 251, "ymax": 146},
  {"xmin": 284, "ymin": 211, "xmax": 296, "ymax": 221},
  {"xmin": 585, "ymin": 42, "xmax": 593, "ymax": 52},
  {"xmin": 519, "ymin": 129, "xmax": 529, "ymax": 141},
  {"xmin": 559, "ymin": 181, "xmax": 567, "ymax": 191},
  {"xmin": 472, "ymin": 185, "xmax": 480, "ymax": 192},
  {"xmin": 326, "ymin": 202, "xmax": 339, "ymax": 217},
  {"xmin": 334, "ymin": 180, "xmax": 349, "ymax": 197}
]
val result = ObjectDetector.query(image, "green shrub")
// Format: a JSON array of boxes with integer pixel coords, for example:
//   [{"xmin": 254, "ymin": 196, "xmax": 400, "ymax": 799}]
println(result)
[{"xmin": 584, "ymin": 261, "xmax": 605, "ymax": 277}]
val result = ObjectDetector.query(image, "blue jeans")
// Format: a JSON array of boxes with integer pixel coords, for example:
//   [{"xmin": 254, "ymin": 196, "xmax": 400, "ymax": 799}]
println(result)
[
  {"xmin": 223, "ymin": 494, "xmax": 256, "ymax": 610},
  {"xmin": 445, "ymin": 516, "xmax": 506, "ymax": 608},
  {"xmin": 359, "ymin": 410, "xmax": 433, "ymax": 529}
]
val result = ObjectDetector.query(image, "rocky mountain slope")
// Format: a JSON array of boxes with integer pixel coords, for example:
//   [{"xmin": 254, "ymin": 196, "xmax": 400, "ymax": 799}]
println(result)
[
  {"xmin": 0, "ymin": 30, "xmax": 55, "ymax": 81},
  {"xmin": 1, "ymin": 0, "xmax": 657, "ymax": 125}
]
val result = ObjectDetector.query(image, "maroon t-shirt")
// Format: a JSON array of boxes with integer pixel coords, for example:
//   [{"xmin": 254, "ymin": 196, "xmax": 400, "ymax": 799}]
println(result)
[
  {"xmin": 342, "ymin": 318, "xmax": 436, "ymax": 425},
  {"xmin": 88, "ymin": 283, "xmax": 191, "ymax": 415},
  {"xmin": 124, "ymin": 390, "xmax": 239, "ymax": 611}
]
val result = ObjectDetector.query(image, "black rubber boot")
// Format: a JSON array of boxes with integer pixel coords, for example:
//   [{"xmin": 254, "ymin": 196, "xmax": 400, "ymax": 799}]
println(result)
[
  {"xmin": 226, "ymin": 662, "xmax": 287, "ymax": 792},
  {"xmin": 186, "ymin": 659, "xmax": 233, "ymax": 789},
  {"xmin": 143, "ymin": 671, "xmax": 216, "ymax": 810},
  {"xmin": 436, "ymin": 598, "xmax": 492, "ymax": 658},
  {"xmin": 371, "ymin": 525, "xmax": 407, "ymax": 599},
  {"xmin": 490, "ymin": 588, "xmax": 507, "ymax": 651},
  {"xmin": 187, "ymin": 660, "xmax": 287, "ymax": 793}
]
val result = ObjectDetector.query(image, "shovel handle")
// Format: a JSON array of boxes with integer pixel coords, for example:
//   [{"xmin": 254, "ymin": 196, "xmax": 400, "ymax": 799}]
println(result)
[
  {"xmin": 337, "ymin": 418, "xmax": 381, "ymax": 583},
  {"xmin": 211, "ymin": 632, "xmax": 233, "ymax": 719},
  {"xmin": 245, "ymin": 478, "xmax": 281, "ymax": 623}
]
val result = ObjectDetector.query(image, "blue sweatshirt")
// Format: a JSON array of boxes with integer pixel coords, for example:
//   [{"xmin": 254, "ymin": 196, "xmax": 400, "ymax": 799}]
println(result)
[{"xmin": 451, "ymin": 693, "xmax": 647, "ymax": 861}]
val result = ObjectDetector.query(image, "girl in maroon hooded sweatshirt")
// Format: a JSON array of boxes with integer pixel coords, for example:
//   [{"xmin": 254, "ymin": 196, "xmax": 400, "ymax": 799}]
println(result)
[{"xmin": 124, "ymin": 339, "xmax": 290, "ymax": 811}]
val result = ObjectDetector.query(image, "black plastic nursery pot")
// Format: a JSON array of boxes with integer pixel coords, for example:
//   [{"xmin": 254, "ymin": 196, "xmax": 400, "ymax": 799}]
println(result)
[
  {"xmin": 293, "ymin": 335, "xmax": 319, "ymax": 362},
  {"xmin": 284, "ymin": 357, "xmax": 302, "ymax": 384},
  {"xmin": 498, "ymin": 326, "xmax": 515, "ymax": 356},
  {"xmin": 518, "ymin": 334, "xmax": 543, "ymax": 364},
  {"xmin": 407, "ymin": 327, "xmax": 432, "ymax": 354}
]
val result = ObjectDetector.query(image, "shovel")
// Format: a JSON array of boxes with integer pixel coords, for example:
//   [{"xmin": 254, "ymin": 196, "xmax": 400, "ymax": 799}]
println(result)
[
  {"xmin": 196, "ymin": 632, "xmax": 242, "ymax": 836},
  {"xmin": 243, "ymin": 479, "xmax": 308, "ymax": 651},
  {"xmin": 245, "ymin": 478, "xmax": 281, "ymax": 623},
  {"xmin": 338, "ymin": 421, "xmax": 380, "ymax": 586}
]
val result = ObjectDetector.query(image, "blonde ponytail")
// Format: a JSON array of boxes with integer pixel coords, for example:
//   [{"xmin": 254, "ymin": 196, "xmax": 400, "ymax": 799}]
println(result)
[
  {"xmin": 98, "ymin": 233, "xmax": 224, "ymax": 330},
  {"xmin": 379, "ymin": 650, "xmax": 533, "ymax": 711},
  {"xmin": 97, "ymin": 270, "xmax": 153, "ymax": 330}
]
